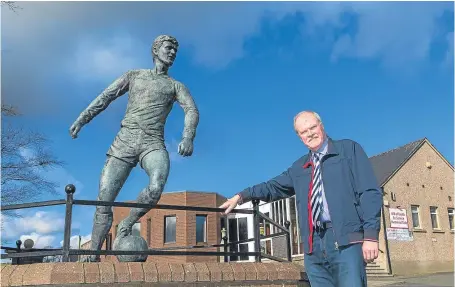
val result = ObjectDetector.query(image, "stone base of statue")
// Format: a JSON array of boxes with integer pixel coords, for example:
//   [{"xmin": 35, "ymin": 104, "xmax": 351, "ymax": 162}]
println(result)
[{"xmin": 112, "ymin": 234, "xmax": 148, "ymax": 262}]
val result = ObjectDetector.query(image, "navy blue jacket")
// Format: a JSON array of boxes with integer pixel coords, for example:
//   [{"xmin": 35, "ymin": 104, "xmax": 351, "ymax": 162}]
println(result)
[{"xmin": 238, "ymin": 137, "xmax": 383, "ymax": 254}]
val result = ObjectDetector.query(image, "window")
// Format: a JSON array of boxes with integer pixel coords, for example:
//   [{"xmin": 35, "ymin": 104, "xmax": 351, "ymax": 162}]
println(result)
[
  {"xmin": 430, "ymin": 206, "xmax": 439, "ymax": 229},
  {"xmin": 228, "ymin": 217, "xmax": 249, "ymax": 261},
  {"xmin": 164, "ymin": 216, "xmax": 176, "ymax": 243},
  {"xmin": 448, "ymin": 208, "xmax": 454, "ymax": 230},
  {"xmin": 196, "ymin": 215, "xmax": 207, "ymax": 243},
  {"xmin": 147, "ymin": 218, "xmax": 152, "ymax": 246},
  {"xmin": 105, "ymin": 233, "xmax": 112, "ymax": 250},
  {"xmin": 411, "ymin": 205, "xmax": 420, "ymax": 228}
]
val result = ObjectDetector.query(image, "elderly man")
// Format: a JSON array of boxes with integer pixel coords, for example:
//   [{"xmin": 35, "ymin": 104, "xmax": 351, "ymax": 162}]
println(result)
[
  {"xmin": 70, "ymin": 35, "xmax": 199, "ymax": 262},
  {"xmin": 220, "ymin": 111, "xmax": 382, "ymax": 287}
]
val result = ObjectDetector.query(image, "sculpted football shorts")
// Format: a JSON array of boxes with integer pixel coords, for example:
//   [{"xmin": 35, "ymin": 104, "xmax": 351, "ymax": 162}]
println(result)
[{"xmin": 107, "ymin": 127, "xmax": 166, "ymax": 167}]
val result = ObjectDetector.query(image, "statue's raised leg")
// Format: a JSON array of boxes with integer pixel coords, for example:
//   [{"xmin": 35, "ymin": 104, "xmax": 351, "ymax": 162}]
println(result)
[
  {"xmin": 84, "ymin": 155, "xmax": 133, "ymax": 262},
  {"xmin": 116, "ymin": 149, "xmax": 170, "ymax": 237}
]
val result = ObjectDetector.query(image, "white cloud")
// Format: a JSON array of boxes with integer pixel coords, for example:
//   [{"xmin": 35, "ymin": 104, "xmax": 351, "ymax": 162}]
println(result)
[
  {"xmin": 18, "ymin": 147, "xmax": 34, "ymax": 160},
  {"xmin": 329, "ymin": 2, "xmax": 449, "ymax": 67},
  {"xmin": 72, "ymin": 35, "xmax": 146, "ymax": 82},
  {"xmin": 19, "ymin": 232, "xmax": 56, "ymax": 249},
  {"xmin": 1, "ymin": 2, "xmax": 452, "ymax": 113},
  {"xmin": 1, "ymin": 211, "xmax": 65, "ymax": 240},
  {"xmin": 3, "ymin": 2, "xmax": 451, "ymax": 70}
]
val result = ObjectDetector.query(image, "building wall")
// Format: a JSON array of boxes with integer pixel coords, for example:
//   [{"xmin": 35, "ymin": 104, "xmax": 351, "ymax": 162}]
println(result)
[
  {"xmin": 103, "ymin": 191, "xmax": 226, "ymax": 263},
  {"xmin": 380, "ymin": 142, "xmax": 454, "ymax": 275}
]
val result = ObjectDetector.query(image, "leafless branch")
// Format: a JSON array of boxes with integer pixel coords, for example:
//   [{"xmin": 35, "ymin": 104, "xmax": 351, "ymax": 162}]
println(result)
[
  {"xmin": 1, "ymin": 1, "xmax": 22, "ymax": 13},
  {"xmin": 1, "ymin": 104, "xmax": 64, "ymax": 215}
]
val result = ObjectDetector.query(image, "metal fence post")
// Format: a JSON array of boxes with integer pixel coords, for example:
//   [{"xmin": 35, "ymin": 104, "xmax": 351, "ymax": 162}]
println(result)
[
  {"xmin": 285, "ymin": 221, "xmax": 292, "ymax": 262},
  {"xmin": 222, "ymin": 235, "xmax": 228, "ymax": 263},
  {"xmin": 14, "ymin": 240, "xmax": 22, "ymax": 265},
  {"xmin": 252, "ymin": 199, "xmax": 261, "ymax": 262},
  {"xmin": 62, "ymin": 184, "xmax": 75, "ymax": 262}
]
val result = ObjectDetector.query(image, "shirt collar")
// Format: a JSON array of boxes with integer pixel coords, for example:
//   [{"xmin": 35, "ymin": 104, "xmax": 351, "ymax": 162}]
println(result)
[{"xmin": 312, "ymin": 137, "xmax": 328, "ymax": 157}]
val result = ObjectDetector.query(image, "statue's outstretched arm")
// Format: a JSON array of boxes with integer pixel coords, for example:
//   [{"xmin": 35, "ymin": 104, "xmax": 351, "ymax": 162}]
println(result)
[
  {"xmin": 70, "ymin": 71, "xmax": 131, "ymax": 139},
  {"xmin": 76, "ymin": 71, "xmax": 131, "ymax": 126},
  {"xmin": 175, "ymin": 81, "xmax": 199, "ymax": 141}
]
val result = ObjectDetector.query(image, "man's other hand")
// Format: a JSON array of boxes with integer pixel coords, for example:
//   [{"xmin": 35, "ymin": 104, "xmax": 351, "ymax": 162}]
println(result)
[
  {"xmin": 362, "ymin": 240, "xmax": 379, "ymax": 263},
  {"xmin": 219, "ymin": 194, "xmax": 241, "ymax": 214}
]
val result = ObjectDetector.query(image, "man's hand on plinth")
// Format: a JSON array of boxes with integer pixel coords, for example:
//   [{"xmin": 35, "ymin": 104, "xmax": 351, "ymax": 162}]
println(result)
[{"xmin": 219, "ymin": 194, "xmax": 241, "ymax": 215}]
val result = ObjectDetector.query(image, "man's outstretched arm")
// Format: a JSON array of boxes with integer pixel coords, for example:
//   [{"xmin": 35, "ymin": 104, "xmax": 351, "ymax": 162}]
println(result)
[
  {"xmin": 220, "ymin": 168, "xmax": 295, "ymax": 214},
  {"xmin": 70, "ymin": 71, "xmax": 131, "ymax": 138},
  {"xmin": 175, "ymin": 81, "xmax": 199, "ymax": 156}
]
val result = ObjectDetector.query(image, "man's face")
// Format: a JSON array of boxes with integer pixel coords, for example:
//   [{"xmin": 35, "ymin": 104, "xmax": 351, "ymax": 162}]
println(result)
[
  {"xmin": 156, "ymin": 41, "xmax": 177, "ymax": 67},
  {"xmin": 294, "ymin": 113, "xmax": 326, "ymax": 151}
]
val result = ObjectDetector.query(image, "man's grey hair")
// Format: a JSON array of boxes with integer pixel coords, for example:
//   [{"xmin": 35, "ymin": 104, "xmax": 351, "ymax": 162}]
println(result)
[
  {"xmin": 151, "ymin": 35, "xmax": 179, "ymax": 61},
  {"xmin": 293, "ymin": 110, "xmax": 323, "ymax": 132}
]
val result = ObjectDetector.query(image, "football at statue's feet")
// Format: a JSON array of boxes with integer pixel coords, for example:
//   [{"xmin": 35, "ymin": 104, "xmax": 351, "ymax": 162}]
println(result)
[{"xmin": 112, "ymin": 235, "xmax": 148, "ymax": 262}]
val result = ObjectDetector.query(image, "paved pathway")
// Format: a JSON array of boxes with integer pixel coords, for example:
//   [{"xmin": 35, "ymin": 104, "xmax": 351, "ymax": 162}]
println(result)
[{"xmin": 368, "ymin": 272, "xmax": 454, "ymax": 287}]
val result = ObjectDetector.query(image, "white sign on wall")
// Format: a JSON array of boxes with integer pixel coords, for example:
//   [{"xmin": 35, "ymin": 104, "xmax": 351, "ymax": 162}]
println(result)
[
  {"xmin": 386, "ymin": 228, "xmax": 414, "ymax": 241},
  {"xmin": 389, "ymin": 208, "xmax": 409, "ymax": 229}
]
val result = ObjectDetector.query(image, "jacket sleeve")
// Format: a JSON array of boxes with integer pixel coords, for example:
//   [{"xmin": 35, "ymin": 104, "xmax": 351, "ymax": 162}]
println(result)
[
  {"xmin": 351, "ymin": 141, "xmax": 383, "ymax": 242},
  {"xmin": 238, "ymin": 168, "xmax": 295, "ymax": 203}
]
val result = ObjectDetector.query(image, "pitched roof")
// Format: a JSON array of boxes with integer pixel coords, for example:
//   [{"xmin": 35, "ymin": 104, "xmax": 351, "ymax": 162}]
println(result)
[{"xmin": 369, "ymin": 138, "xmax": 426, "ymax": 186}]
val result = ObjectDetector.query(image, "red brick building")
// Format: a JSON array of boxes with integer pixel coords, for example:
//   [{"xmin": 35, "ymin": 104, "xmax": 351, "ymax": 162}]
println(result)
[{"xmin": 100, "ymin": 191, "xmax": 227, "ymax": 263}]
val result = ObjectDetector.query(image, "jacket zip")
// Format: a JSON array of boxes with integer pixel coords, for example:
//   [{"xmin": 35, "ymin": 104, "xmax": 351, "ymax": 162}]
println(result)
[{"xmin": 320, "ymin": 154, "xmax": 339, "ymax": 250}]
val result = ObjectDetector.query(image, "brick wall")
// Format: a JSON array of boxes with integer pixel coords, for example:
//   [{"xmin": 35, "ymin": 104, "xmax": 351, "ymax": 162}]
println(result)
[
  {"xmin": 380, "ymin": 142, "xmax": 454, "ymax": 275},
  {"xmin": 0, "ymin": 262, "xmax": 305, "ymax": 286}
]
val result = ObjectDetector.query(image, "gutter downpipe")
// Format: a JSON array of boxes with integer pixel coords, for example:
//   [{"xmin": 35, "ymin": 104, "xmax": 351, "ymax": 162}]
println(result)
[{"xmin": 381, "ymin": 187, "xmax": 393, "ymax": 275}]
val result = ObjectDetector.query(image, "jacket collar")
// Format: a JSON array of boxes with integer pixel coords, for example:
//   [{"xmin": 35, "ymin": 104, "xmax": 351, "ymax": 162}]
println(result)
[
  {"xmin": 326, "ymin": 136, "xmax": 339, "ymax": 156},
  {"xmin": 303, "ymin": 136, "xmax": 338, "ymax": 168}
]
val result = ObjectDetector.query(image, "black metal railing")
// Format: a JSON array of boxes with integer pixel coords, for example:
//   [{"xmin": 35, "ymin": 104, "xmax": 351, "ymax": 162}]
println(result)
[{"xmin": 1, "ymin": 184, "xmax": 293, "ymax": 264}]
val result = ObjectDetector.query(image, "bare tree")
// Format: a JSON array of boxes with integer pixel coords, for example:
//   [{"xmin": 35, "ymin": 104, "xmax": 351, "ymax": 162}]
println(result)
[
  {"xmin": 1, "ymin": 104, "xmax": 64, "ymax": 207},
  {"xmin": 1, "ymin": 1, "xmax": 22, "ymax": 13}
]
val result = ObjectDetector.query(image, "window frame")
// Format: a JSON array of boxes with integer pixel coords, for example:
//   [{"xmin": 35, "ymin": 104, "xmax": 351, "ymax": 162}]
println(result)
[
  {"xmin": 448, "ymin": 208, "xmax": 454, "ymax": 231},
  {"xmin": 410, "ymin": 205, "xmax": 421, "ymax": 229},
  {"xmin": 430, "ymin": 206, "xmax": 439, "ymax": 230},
  {"xmin": 196, "ymin": 214, "xmax": 208, "ymax": 243},
  {"xmin": 164, "ymin": 215, "xmax": 177, "ymax": 244}
]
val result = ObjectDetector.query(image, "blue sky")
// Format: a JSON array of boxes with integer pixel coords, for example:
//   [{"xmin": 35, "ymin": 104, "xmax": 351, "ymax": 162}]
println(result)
[{"xmin": 1, "ymin": 2, "xmax": 453, "ymax": 250}]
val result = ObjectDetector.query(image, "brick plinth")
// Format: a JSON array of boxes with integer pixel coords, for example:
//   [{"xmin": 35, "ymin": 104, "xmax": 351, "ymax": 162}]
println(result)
[{"xmin": 0, "ymin": 262, "xmax": 306, "ymax": 286}]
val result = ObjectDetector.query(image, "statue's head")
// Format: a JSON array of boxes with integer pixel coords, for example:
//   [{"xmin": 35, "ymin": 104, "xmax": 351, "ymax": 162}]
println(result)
[{"xmin": 151, "ymin": 35, "xmax": 179, "ymax": 67}]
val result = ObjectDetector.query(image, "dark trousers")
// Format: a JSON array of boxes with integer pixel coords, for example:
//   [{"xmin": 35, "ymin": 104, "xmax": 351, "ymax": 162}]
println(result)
[{"xmin": 304, "ymin": 226, "xmax": 367, "ymax": 287}]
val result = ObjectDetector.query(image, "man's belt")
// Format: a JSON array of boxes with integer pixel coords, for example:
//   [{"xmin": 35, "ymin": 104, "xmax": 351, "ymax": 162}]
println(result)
[{"xmin": 314, "ymin": 221, "xmax": 332, "ymax": 230}]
